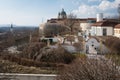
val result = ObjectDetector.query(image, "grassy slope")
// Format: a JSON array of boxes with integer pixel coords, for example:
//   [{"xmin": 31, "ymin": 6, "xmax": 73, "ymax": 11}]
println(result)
[{"xmin": 0, "ymin": 58, "xmax": 57, "ymax": 74}]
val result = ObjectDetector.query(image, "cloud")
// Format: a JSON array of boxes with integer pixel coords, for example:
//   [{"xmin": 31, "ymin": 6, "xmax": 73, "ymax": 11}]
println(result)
[
  {"xmin": 72, "ymin": 0, "xmax": 120, "ymax": 18},
  {"xmin": 72, "ymin": 4, "xmax": 98, "ymax": 18},
  {"xmin": 88, "ymin": 0, "xmax": 101, "ymax": 2}
]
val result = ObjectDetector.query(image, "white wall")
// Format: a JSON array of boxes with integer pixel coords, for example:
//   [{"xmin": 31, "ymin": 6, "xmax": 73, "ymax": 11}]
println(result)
[
  {"xmin": 80, "ymin": 23, "xmax": 93, "ymax": 36},
  {"xmin": 91, "ymin": 26, "xmax": 113, "ymax": 36},
  {"xmin": 80, "ymin": 23, "xmax": 92, "ymax": 31},
  {"xmin": 114, "ymin": 29, "xmax": 120, "ymax": 38},
  {"xmin": 85, "ymin": 38, "xmax": 110, "ymax": 54},
  {"xmin": 86, "ymin": 38, "xmax": 100, "ymax": 49},
  {"xmin": 85, "ymin": 38, "xmax": 99, "ymax": 54},
  {"xmin": 39, "ymin": 23, "xmax": 45, "ymax": 31}
]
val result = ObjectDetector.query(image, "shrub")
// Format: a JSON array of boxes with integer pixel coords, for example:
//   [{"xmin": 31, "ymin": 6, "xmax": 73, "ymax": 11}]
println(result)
[
  {"xmin": 21, "ymin": 42, "xmax": 46, "ymax": 59},
  {"xmin": 36, "ymin": 46, "xmax": 76, "ymax": 64},
  {"xmin": 57, "ymin": 58, "xmax": 120, "ymax": 80},
  {"xmin": 21, "ymin": 44, "xmax": 75, "ymax": 64},
  {"xmin": 105, "ymin": 54, "xmax": 120, "ymax": 66},
  {"xmin": 105, "ymin": 37, "xmax": 120, "ymax": 55},
  {"xmin": 73, "ymin": 42, "xmax": 83, "ymax": 52}
]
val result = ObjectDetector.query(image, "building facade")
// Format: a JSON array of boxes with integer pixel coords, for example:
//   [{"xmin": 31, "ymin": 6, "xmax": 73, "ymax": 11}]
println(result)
[
  {"xmin": 91, "ymin": 20, "xmax": 117, "ymax": 36},
  {"xmin": 114, "ymin": 24, "xmax": 120, "ymax": 38}
]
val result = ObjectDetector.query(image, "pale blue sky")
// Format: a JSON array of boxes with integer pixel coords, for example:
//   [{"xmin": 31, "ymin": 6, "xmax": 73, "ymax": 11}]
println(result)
[{"xmin": 0, "ymin": 0, "xmax": 119, "ymax": 26}]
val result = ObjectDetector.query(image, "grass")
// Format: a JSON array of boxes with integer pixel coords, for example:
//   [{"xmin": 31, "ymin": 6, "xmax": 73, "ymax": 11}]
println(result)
[
  {"xmin": 105, "ymin": 54, "xmax": 120, "ymax": 66},
  {"xmin": 0, "ymin": 58, "xmax": 57, "ymax": 74},
  {"xmin": 73, "ymin": 53, "xmax": 87, "ymax": 59}
]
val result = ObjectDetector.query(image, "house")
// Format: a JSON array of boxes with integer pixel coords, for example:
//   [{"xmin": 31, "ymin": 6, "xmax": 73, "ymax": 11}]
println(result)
[
  {"xmin": 114, "ymin": 24, "xmax": 120, "ymax": 38},
  {"xmin": 90, "ymin": 13, "xmax": 118, "ymax": 36},
  {"xmin": 91, "ymin": 20, "xmax": 118, "ymax": 36},
  {"xmin": 80, "ymin": 19, "xmax": 96, "ymax": 37}
]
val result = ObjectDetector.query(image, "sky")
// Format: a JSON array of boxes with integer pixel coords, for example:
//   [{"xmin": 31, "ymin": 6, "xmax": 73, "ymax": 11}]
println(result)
[{"xmin": 0, "ymin": 0, "xmax": 119, "ymax": 26}]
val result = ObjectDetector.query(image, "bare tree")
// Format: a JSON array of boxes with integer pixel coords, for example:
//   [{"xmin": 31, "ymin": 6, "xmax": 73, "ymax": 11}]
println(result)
[
  {"xmin": 104, "ymin": 37, "xmax": 120, "ymax": 55},
  {"xmin": 57, "ymin": 58, "xmax": 120, "ymax": 80},
  {"xmin": 44, "ymin": 23, "xmax": 68, "ymax": 37},
  {"xmin": 64, "ymin": 13, "xmax": 77, "ymax": 34}
]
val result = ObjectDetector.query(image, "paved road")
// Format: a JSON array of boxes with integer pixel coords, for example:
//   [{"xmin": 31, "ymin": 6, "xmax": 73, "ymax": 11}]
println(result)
[{"xmin": 0, "ymin": 73, "xmax": 57, "ymax": 80}]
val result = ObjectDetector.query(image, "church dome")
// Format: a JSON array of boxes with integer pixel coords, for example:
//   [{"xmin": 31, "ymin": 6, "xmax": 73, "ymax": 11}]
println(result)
[
  {"xmin": 58, "ymin": 8, "xmax": 67, "ymax": 19},
  {"xmin": 61, "ymin": 9, "xmax": 66, "ymax": 16}
]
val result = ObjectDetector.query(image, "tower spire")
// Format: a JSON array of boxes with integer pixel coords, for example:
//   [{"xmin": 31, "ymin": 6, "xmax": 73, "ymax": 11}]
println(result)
[{"xmin": 10, "ymin": 24, "xmax": 13, "ymax": 33}]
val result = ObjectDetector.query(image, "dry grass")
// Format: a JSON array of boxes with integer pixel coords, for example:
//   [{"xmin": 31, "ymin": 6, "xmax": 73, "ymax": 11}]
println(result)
[
  {"xmin": 57, "ymin": 58, "xmax": 120, "ymax": 80},
  {"xmin": 0, "ymin": 58, "xmax": 57, "ymax": 74}
]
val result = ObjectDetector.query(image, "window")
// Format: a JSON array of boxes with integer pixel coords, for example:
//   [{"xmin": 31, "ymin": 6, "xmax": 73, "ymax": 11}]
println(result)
[{"xmin": 103, "ymin": 28, "xmax": 107, "ymax": 36}]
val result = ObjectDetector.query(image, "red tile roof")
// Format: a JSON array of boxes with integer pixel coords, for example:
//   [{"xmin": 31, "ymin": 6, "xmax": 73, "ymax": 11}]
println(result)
[
  {"xmin": 115, "ymin": 24, "xmax": 120, "ymax": 28},
  {"xmin": 92, "ymin": 20, "xmax": 118, "ymax": 27}
]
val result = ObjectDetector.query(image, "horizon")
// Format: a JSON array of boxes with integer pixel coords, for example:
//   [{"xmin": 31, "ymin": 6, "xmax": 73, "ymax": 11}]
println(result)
[
  {"xmin": 0, "ymin": 0, "xmax": 119, "ymax": 26},
  {"xmin": 0, "ymin": 24, "xmax": 38, "ymax": 27}
]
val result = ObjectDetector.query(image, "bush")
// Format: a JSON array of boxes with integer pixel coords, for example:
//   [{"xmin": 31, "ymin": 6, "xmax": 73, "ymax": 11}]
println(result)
[
  {"xmin": 22, "ymin": 43, "xmax": 75, "ymax": 64},
  {"xmin": 36, "ymin": 46, "xmax": 76, "ymax": 64},
  {"xmin": 105, "ymin": 37, "xmax": 120, "ymax": 55},
  {"xmin": 73, "ymin": 42, "xmax": 83, "ymax": 52},
  {"xmin": 57, "ymin": 58, "xmax": 120, "ymax": 80},
  {"xmin": 106, "ymin": 54, "xmax": 120, "ymax": 66},
  {"xmin": 0, "ymin": 53, "xmax": 58, "ymax": 68},
  {"xmin": 21, "ymin": 42, "xmax": 46, "ymax": 59}
]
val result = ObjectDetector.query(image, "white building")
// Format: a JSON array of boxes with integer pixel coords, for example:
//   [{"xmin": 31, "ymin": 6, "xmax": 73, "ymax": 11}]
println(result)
[
  {"xmin": 80, "ymin": 19, "xmax": 96, "ymax": 34},
  {"xmin": 80, "ymin": 23, "xmax": 92, "ymax": 35},
  {"xmin": 91, "ymin": 20, "xmax": 117, "ymax": 36},
  {"xmin": 91, "ymin": 13, "xmax": 118, "ymax": 36},
  {"xmin": 114, "ymin": 24, "xmax": 120, "ymax": 38},
  {"xmin": 39, "ymin": 23, "xmax": 45, "ymax": 36}
]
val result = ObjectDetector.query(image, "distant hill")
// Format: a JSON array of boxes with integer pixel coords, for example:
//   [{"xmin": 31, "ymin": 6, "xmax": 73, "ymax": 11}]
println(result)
[{"xmin": 0, "ymin": 25, "xmax": 38, "ymax": 33}]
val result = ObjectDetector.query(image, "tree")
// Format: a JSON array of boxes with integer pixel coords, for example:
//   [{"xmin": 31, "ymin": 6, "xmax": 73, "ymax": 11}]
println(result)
[
  {"xmin": 44, "ymin": 23, "xmax": 68, "ymax": 37},
  {"xmin": 64, "ymin": 13, "xmax": 77, "ymax": 34},
  {"xmin": 57, "ymin": 58, "xmax": 120, "ymax": 80},
  {"xmin": 22, "ymin": 44, "xmax": 75, "ymax": 64},
  {"xmin": 104, "ymin": 37, "xmax": 120, "ymax": 55},
  {"xmin": 21, "ymin": 42, "xmax": 46, "ymax": 59}
]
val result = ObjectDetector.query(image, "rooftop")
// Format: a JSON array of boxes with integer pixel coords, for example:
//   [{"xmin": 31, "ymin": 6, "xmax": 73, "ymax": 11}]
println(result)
[
  {"xmin": 115, "ymin": 24, "xmax": 120, "ymax": 28},
  {"xmin": 92, "ymin": 20, "xmax": 118, "ymax": 27}
]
